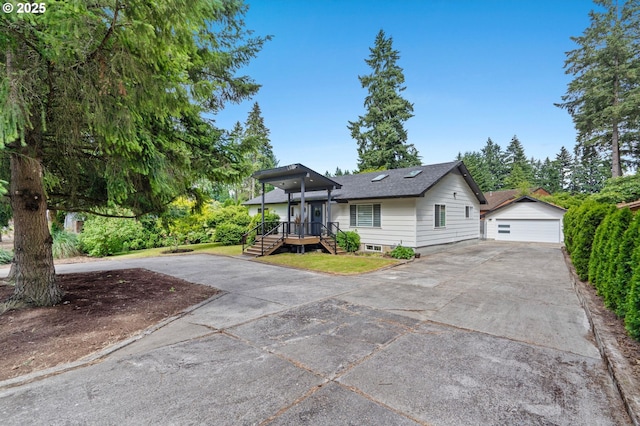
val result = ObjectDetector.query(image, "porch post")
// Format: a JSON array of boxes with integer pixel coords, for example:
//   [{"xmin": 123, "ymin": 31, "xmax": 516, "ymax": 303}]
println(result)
[
  {"xmin": 327, "ymin": 189, "xmax": 332, "ymax": 230},
  {"xmin": 287, "ymin": 193, "xmax": 291, "ymax": 236},
  {"xmin": 261, "ymin": 182, "xmax": 265, "ymax": 235},
  {"xmin": 299, "ymin": 178, "xmax": 305, "ymax": 239}
]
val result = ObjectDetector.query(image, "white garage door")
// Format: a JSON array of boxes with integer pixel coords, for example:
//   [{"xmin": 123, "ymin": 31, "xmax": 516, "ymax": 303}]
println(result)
[{"xmin": 496, "ymin": 219, "xmax": 561, "ymax": 243}]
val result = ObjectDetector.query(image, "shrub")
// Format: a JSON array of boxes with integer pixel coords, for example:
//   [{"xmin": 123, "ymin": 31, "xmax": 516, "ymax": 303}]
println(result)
[
  {"xmin": 597, "ymin": 208, "xmax": 633, "ymax": 313},
  {"xmin": 336, "ymin": 230, "xmax": 360, "ymax": 252},
  {"xmin": 214, "ymin": 223, "xmax": 246, "ymax": 246},
  {"xmin": 565, "ymin": 200, "xmax": 615, "ymax": 280},
  {"xmin": 206, "ymin": 205, "xmax": 251, "ymax": 228},
  {"xmin": 591, "ymin": 174, "xmax": 640, "ymax": 204},
  {"xmin": 0, "ymin": 248, "xmax": 12, "ymax": 265},
  {"xmin": 614, "ymin": 214, "xmax": 640, "ymax": 318},
  {"xmin": 78, "ymin": 215, "xmax": 146, "ymax": 257},
  {"xmin": 625, "ymin": 243, "xmax": 640, "ymax": 340},
  {"xmin": 249, "ymin": 211, "xmax": 281, "ymax": 233},
  {"xmin": 588, "ymin": 211, "xmax": 615, "ymax": 288},
  {"xmin": 390, "ymin": 245, "xmax": 414, "ymax": 259},
  {"xmin": 52, "ymin": 230, "xmax": 83, "ymax": 259}
]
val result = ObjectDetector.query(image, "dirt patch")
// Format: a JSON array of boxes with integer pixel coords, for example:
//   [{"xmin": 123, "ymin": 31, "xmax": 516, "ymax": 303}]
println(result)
[
  {"xmin": 0, "ymin": 269, "xmax": 220, "ymax": 382},
  {"xmin": 575, "ymin": 275, "xmax": 640, "ymax": 376}
]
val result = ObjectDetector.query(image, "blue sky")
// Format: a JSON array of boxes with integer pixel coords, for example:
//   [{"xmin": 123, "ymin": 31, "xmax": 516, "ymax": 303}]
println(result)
[{"xmin": 213, "ymin": 0, "xmax": 596, "ymax": 175}]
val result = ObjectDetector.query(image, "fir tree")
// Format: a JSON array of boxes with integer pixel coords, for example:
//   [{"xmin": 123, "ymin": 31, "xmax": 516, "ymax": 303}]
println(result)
[
  {"xmin": 557, "ymin": 0, "xmax": 640, "ymax": 177},
  {"xmin": 555, "ymin": 146, "xmax": 574, "ymax": 191},
  {"xmin": 480, "ymin": 138, "xmax": 508, "ymax": 191},
  {"xmin": 0, "ymin": 2, "xmax": 269, "ymax": 306},
  {"xmin": 243, "ymin": 103, "xmax": 277, "ymax": 199},
  {"xmin": 348, "ymin": 30, "xmax": 420, "ymax": 171}
]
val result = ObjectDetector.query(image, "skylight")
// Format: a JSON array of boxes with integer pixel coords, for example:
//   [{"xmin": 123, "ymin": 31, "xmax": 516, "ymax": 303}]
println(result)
[
  {"xmin": 371, "ymin": 174, "xmax": 388, "ymax": 182},
  {"xmin": 404, "ymin": 170, "xmax": 423, "ymax": 178}
]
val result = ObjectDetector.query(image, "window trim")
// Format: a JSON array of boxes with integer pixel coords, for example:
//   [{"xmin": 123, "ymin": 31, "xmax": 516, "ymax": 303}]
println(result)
[
  {"xmin": 350, "ymin": 204, "xmax": 381, "ymax": 228},
  {"xmin": 434, "ymin": 204, "xmax": 446, "ymax": 228}
]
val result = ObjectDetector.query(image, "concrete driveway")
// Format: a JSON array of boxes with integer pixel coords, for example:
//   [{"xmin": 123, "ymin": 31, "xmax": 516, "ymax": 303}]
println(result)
[{"xmin": 0, "ymin": 241, "xmax": 631, "ymax": 425}]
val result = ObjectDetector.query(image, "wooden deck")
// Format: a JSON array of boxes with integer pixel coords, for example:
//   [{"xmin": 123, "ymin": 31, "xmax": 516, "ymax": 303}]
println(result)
[
  {"xmin": 284, "ymin": 236, "xmax": 321, "ymax": 245},
  {"xmin": 243, "ymin": 233, "xmax": 345, "ymax": 257}
]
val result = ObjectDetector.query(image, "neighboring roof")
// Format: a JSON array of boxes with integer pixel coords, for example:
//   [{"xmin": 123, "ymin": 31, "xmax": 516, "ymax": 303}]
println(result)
[
  {"xmin": 251, "ymin": 163, "xmax": 342, "ymax": 193},
  {"xmin": 484, "ymin": 195, "xmax": 567, "ymax": 217},
  {"xmin": 617, "ymin": 199, "xmax": 640, "ymax": 211},
  {"xmin": 245, "ymin": 161, "xmax": 487, "ymax": 205},
  {"xmin": 481, "ymin": 187, "xmax": 551, "ymax": 213}
]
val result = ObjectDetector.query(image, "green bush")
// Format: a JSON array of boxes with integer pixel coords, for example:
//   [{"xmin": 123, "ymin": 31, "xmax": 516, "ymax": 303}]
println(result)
[
  {"xmin": 565, "ymin": 200, "xmax": 615, "ymax": 281},
  {"xmin": 0, "ymin": 247, "xmax": 12, "ymax": 264},
  {"xmin": 591, "ymin": 174, "xmax": 640, "ymax": 204},
  {"xmin": 206, "ymin": 205, "xmax": 252, "ymax": 228},
  {"xmin": 78, "ymin": 215, "xmax": 146, "ymax": 257},
  {"xmin": 336, "ymin": 230, "xmax": 360, "ymax": 252},
  {"xmin": 52, "ymin": 230, "xmax": 83, "ymax": 259},
  {"xmin": 249, "ymin": 211, "xmax": 281, "ymax": 233},
  {"xmin": 612, "ymin": 214, "xmax": 640, "ymax": 319},
  {"xmin": 596, "ymin": 208, "xmax": 633, "ymax": 313},
  {"xmin": 625, "ymin": 243, "xmax": 640, "ymax": 339},
  {"xmin": 214, "ymin": 223, "xmax": 246, "ymax": 246},
  {"xmin": 390, "ymin": 245, "xmax": 414, "ymax": 259}
]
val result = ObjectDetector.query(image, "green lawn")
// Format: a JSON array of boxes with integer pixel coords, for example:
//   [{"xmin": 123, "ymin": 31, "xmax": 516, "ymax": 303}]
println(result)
[
  {"xmin": 255, "ymin": 252, "xmax": 399, "ymax": 275},
  {"xmin": 110, "ymin": 243, "xmax": 398, "ymax": 275},
  {"xmin": 113, "ymin": 242, "xmax": 242, "ymax": 259}
]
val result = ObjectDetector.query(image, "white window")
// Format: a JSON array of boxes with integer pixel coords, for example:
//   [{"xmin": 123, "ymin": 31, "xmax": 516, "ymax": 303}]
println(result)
[
  {"xmin": 365, "ymin": 244, "xmax": 382, "ymax": 252},
  {"xmin": 350, "ymin": 204, "xmax": 381, "ymax": 227},
  {"xmin": 498, "ymin": 224, "xmax": 511, "ymax": 234},
  {"xmin": 465, "ymin": 206, "xmax": 473, "ymax": 219},
  {"xmin": 435, "ymin": 204, "xmax": 446, "ymax": 228}
]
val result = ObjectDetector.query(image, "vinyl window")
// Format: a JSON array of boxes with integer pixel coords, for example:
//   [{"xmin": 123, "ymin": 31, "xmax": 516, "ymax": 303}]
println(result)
[
  {"xmin": 350, "ymin": 204, "xmax": 381, "ymax": 227},
  {"xmin": 435, "ymin": 204, "xmax": 446, "ymax": 228}
]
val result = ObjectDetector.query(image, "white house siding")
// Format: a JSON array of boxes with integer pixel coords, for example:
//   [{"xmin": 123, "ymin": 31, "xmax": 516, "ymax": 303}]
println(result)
[
  {"xmin": 331, "ymin": 198, "xmax": 417, "ymax": 250},
  {"xmin": 247, "ymin": 203, "xmax": 290, "ymax": 221},
  {"xmin": 485, "ymin": 201, "xmax": 565, "ymax": 243},
  {"xmin": 416, "ymin": 172, "xmax": 481, "ymax": 247}
]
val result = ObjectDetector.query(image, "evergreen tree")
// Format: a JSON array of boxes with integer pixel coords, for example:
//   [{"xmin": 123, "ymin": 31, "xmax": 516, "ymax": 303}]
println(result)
[
  {"xmin": 243, "ymin": 103, "xmax": 277, "ymax": 199},
  {"xmin": 504, "ymin": 135, "xmax": 533, "ymax": 184},
  {"xmin": 0, "ymin": 0, "xmax": 269, "ymax": 306},
  {"xmin": 457, "ymin": 151, "xmax": 492, "ymax": 192},
  {"xmin": 480, "ymin": 138, "xmax": 508, "ymax": 191},
  {"xmin": 557, "ymin": 0, "xmax": 640, "ymax": 177},
  {"xmin": 348, "ymin": 30, "xmax": 420, "ymax": 171},
  {"xmin": 555, "ymin": 146, "xmax": 574, "ymax": 191},
  {"xmin": 570, "ymin": 143, "xmax": 611, "ymax": 193},
  {"xmin": 535, "ymin": 157, "xmax": 562, "ymax": 193}
]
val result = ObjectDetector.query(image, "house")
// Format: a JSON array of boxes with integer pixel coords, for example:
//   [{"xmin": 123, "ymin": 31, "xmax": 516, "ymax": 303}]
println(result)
[
  {"xmin": 244, "ymin": 161, "xmax": 487, "ymax": 255},
  {"xmin": 481, "ymin": 188, "xmax": 566, "ymax": 244}
]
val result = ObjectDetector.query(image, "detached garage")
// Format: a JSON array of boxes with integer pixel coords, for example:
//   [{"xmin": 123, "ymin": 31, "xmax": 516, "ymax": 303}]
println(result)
[{"xmin": 484, "ymin": 196, "xmax": 566, "ymax": 244}]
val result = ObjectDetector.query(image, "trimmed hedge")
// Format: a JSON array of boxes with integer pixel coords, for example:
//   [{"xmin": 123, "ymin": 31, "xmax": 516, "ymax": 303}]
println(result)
[
  {"xmin": 565, "ymin": 201, "xmax": 640, "ymax": 340},
  {"xmin": 564, "ymin": 200, "xmax": 615, "ymax": 280}
]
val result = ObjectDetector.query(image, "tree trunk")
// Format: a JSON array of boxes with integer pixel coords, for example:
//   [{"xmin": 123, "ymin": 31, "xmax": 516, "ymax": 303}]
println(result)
[
  {"xmin": 9, "ymin": 153, "xmax": 61, "ymax": 306},
  {"xmin": 612, "ymin": 120, "xmax": 622, "ymax": 178}
]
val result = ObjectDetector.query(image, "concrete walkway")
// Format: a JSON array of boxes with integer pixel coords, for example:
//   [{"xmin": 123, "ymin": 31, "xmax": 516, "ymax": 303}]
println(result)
[{"xmin": 0, "ymin": 242, "xmax": 632, "ymax": 425}]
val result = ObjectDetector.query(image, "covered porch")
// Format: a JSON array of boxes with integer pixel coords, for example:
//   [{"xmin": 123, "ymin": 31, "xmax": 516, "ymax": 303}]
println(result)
[{"xmin": 242, "ymin": 164, "xmax": 343, "ymax": 256}]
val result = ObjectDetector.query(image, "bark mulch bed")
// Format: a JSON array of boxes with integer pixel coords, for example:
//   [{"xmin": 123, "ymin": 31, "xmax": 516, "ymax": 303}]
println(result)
[{"xmin": 0, "ymin": 269, "xmax": 220, "ymax": 382}]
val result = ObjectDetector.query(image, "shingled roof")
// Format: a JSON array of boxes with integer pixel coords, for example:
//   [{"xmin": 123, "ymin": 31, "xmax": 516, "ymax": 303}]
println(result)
[
  {"xmin": 245, "ymin": 161, "xmax": 487, "ymax": 205},
  {"xmin": 481, "ymin": 187, "xmax": 551, "ymax": 214}
]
